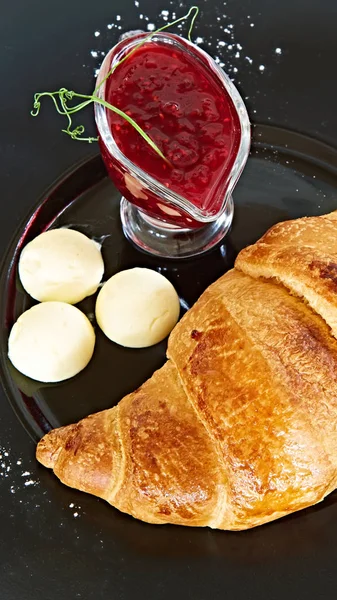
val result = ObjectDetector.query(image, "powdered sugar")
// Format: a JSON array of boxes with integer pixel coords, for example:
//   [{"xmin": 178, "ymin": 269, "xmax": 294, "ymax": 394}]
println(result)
[
  {"xmin": 88, "ymin": 3, "xmax": 284, "ymax": 84},
  {"xmin": 0, "ymin": 445, "xmax": 39, "ymax": 491},
  {"xmin": 1, "ymin": 444, "xmax": 83, "ymax": 519},
  {"xmin": 69, "ymin": 501, "xmax": 83, "ymax": 518}
]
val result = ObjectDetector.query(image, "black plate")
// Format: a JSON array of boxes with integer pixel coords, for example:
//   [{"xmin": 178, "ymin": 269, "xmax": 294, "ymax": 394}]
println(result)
[
  {"xmin": 1, "ymin": 124, "xmax": 337, "ymax": 441},
  {"xmin": 2, "ymin": 0, "xmax": 337, "ymax": 598}
]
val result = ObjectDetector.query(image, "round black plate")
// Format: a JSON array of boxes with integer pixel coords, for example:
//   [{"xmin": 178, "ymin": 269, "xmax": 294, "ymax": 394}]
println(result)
[{"xmin": 1, "ymin": 124, "xmax": 337, "ymax": 442}]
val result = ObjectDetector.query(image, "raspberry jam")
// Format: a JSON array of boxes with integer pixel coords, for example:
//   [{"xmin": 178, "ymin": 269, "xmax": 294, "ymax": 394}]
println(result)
[{"xmin": 98, "ymin": 34, "xmax": 243, "ymax": 228}]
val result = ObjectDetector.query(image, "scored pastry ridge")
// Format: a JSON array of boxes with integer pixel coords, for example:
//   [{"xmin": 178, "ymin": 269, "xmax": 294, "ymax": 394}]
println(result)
[
  {"xmin": 235, "ymin": 209, "xmax": 337, "ymax": 340},
  {"xmin": 168, "ymin": 270, "xmax": 337, "ymax": 528},
  {"xmin": 36, "ymin": 210, "xmax": 337, "ymax": 529}
]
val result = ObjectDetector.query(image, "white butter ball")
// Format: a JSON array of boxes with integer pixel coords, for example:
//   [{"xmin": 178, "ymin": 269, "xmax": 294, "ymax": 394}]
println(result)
[
  {"xmin": 8, "ymin": 302, "xmax": 95, "ymax": 382},
  {"xmin": 96, "ymin": 268, "xmax": 180, "ymax": 348},
  {"xmin": 19, "ymin": 228, "xmax": 104, "ymax": 304}
]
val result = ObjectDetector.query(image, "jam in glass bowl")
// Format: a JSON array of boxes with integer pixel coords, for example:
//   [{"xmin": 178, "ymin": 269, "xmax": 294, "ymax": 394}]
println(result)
[{"xmin": 95, "ymin": 32, "xmax": 250, "ymax": 258}]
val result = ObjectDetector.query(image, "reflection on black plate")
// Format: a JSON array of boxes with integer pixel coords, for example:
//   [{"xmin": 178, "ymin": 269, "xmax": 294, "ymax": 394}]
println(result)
[{"xmin": 1, "ymin": 124, "xmax": 337, "ymax": 443}]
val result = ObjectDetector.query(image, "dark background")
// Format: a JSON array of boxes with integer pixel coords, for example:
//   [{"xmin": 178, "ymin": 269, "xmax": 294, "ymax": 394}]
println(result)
[{"xmin": 1, "ymin": 1, "xmax": 337, "ymax": 599}]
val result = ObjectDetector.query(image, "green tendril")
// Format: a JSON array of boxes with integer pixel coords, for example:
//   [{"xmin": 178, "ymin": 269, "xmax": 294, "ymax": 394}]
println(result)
[
  {"xmin": 31, "ymin": 89, "xmax": 97, "ymax": 143},
  {"xmin": 187, "ymin": 6, "xmax": 199, "ymax": 41},
  {"xmin": 31, "ymin": 6, "xmax": 199, "ymax": 160}
]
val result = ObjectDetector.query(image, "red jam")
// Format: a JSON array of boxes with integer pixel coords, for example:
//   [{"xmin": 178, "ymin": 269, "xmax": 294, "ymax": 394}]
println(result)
[{"xmin": 102, "ymin": 35, "xmax": 241, "ymax": 227}]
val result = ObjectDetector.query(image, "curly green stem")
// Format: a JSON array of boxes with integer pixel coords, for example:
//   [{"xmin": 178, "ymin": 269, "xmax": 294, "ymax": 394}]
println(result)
[{"xmin": 31, "ymin": 6, "xmax": 200, "ymax": 157}]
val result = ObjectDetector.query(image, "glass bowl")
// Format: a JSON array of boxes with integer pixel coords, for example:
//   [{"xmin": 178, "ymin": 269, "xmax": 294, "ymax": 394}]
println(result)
[{"xmin": 95, "ymin": 32, "xmax": 250, "ymax": 258}]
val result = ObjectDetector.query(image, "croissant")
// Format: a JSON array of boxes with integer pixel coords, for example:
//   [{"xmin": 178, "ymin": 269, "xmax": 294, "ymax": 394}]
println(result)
[
  {"xmin": 37, "ymin": 211, "xmax": 337, "ymax": 529},
  {"xmin": 236, "ymin": 210, "xmax": 337, "ymax": 339}
]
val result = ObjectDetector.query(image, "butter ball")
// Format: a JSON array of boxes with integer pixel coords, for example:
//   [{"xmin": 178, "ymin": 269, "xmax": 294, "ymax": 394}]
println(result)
[
  {"xmin": 8, "ymin": 302, "xmax": 95, "ymax": 382},
  {"xmin": 96, "ymin": 268, "xmax": 180, "ymax": 348},
  {"xmin": 19, "ymin": 228, "xmax": 104, "ymax": 304}
]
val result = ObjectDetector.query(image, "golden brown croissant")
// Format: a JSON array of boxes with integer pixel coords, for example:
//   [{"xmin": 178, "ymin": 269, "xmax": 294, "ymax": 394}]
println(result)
[
  {"xmin": 37, "ymin": 256, "xmax": 337, "ymax": 529},
  {"xmin": 235, "ymin": 210, "xmax": 337, "ymax": 339}
]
